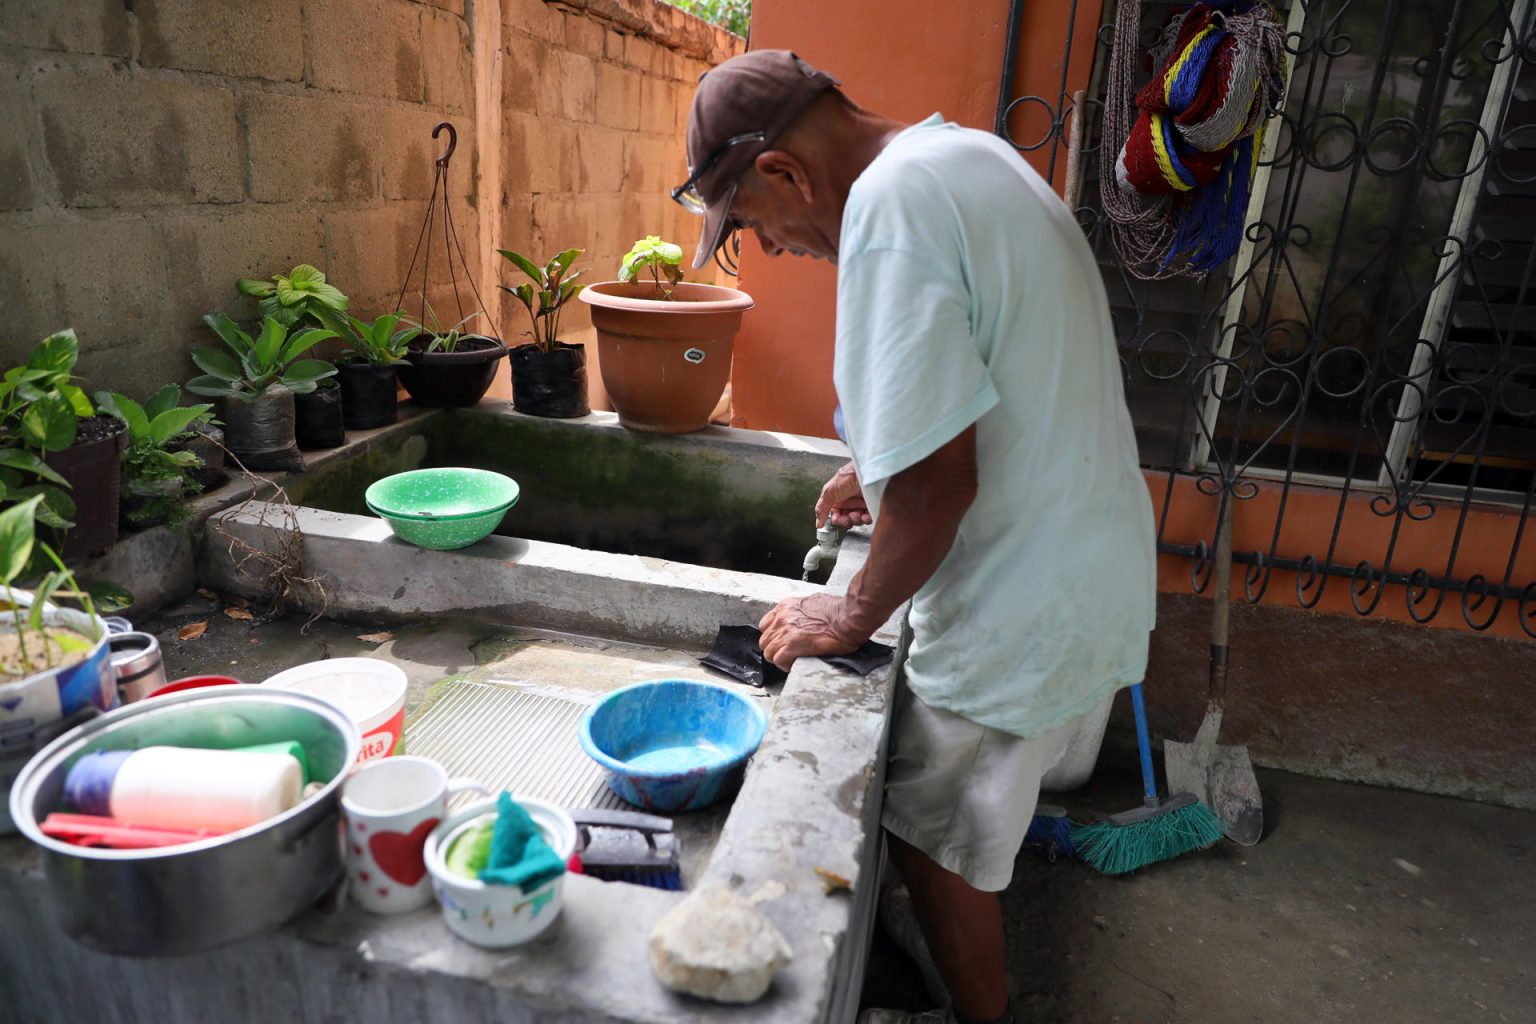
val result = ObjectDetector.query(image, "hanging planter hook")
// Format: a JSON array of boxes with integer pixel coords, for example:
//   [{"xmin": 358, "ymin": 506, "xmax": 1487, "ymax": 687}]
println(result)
[{"xmin": 433, "ymin": 121, "xmax": 457, "ymax": 168}]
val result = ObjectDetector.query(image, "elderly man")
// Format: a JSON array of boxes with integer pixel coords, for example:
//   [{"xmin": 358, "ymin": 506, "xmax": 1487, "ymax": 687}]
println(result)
[{"xmin": 676, "ymin": 51, "xmax": 1156, "ymax": 1024}]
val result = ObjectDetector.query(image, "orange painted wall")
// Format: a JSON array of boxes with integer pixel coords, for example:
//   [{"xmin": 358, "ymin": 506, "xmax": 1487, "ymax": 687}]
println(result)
[{"xmin": 729, "ymin": 0, "xmax": 1097, "ymax": 436}]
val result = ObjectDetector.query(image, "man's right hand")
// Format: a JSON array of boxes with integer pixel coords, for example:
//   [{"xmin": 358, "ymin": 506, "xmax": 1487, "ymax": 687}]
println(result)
[{"xmin": 815, "ymin": 461, "xmax": 872, "ymax": 528}]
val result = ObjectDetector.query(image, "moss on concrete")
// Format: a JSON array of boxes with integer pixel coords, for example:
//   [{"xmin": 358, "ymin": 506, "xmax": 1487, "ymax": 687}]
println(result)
[
  {"xmin": 284, "ymin": 432, "xmax": 430, "ymax": 515},
  {"xmin": 290, "ymin": 412, "xmax": 831, "ymax": 579}
]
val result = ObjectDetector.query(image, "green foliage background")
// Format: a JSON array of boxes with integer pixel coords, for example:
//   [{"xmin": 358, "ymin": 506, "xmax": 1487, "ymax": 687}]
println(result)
[{"xmin": 665, "ymin": 0, "xmax": 750, "ymax": 37}]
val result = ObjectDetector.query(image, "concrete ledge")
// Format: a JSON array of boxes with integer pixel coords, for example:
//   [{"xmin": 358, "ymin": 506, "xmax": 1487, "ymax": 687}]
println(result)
[{"xmin": 199, "ymin": 504, "xmax": 823, "ymax": 648}]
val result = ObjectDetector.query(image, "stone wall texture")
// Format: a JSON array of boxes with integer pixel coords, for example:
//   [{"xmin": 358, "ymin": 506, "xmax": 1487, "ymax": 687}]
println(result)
[{"xmin": 0, "ymin": 0, "xmax": 742, "ymax": 403}]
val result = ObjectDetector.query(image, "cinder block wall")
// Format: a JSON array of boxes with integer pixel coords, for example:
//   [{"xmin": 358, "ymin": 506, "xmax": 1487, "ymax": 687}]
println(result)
[{"xmin": 0, "ymin": 0, "xmax": 741, "ymax": 403}]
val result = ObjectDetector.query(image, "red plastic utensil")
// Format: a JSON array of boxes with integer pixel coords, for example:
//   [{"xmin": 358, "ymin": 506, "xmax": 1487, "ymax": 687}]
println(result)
[{"xmin": 39, "ymin": 813, "xmax": 228, "ymax": 849}]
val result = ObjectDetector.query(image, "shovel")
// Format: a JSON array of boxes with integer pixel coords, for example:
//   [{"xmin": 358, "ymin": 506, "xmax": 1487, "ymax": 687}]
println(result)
[{"xmin": 1164, "ymin": 497, "xmax": 1264, "ymax": 846}]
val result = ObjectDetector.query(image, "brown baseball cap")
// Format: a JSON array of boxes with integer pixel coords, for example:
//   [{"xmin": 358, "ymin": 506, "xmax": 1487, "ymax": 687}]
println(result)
[{"xmin": 682, "ymin": 50, "xmax": 840, "ymax": 269}]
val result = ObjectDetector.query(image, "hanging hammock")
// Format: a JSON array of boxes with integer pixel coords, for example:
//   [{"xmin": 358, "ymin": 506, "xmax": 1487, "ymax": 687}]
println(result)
[{"xmin": 1100, "ymin": 0, "xmax": 1289, "ymax": 279}]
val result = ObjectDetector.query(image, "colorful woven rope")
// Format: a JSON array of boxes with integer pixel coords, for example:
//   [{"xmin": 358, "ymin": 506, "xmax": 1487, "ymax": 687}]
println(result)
[{"xmin": 1101, "ymin": 1, "xmax": 1288, "ymax": 278}]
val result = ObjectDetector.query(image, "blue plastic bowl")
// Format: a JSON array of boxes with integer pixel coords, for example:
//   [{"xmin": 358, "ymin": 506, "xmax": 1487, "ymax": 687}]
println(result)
[{"xmin": 578, "ymin": 679, "xmax": 769, "ymax": 813}]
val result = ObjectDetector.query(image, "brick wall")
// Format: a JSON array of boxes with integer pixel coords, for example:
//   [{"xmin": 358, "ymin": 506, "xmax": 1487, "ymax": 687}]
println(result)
[
  {"xmin": 496, "ymin": 0, "xmax": 744, "ymax": 406},
  {"xmin": 0, "ymin": 0, "xmax": 741, "ymax": 405}
]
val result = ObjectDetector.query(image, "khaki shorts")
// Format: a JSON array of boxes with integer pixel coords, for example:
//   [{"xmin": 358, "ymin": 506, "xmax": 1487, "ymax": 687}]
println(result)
[{"xmin": 881, "ymin": 684, "xmax": 1103, "ymax": 892}]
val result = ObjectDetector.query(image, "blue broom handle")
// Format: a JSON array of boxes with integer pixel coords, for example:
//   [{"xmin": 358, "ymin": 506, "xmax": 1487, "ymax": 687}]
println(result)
[{"xmin": 1130, "ymin": 682, "xmax": 1159, "ymax": 805}]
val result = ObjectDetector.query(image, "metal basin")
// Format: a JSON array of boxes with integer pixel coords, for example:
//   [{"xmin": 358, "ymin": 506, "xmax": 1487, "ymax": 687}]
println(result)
[{"xmin": 8, "ymin": 687, "xmax": 359, "ymax": 956}]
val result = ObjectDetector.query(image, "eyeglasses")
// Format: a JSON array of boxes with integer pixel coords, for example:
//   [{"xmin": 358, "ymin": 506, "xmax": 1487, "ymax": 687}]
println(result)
[{"xmin": 671, "ymin": 131, "xmax": 767, "ymax": 215}]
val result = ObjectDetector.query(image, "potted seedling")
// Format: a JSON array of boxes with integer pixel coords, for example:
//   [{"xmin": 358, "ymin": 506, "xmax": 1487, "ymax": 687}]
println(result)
[
  {"xmin": 397, "ymin": 303, "xmax": 507, "ymax": 409},
  {"xmin": 237, "ymin": 264, "xmax": 350, "ymax": 330},
  {"xmin": 185, "ymin": 314, "xmax": 338, "ymax": 471},
  {"xmin": 95, "ymin": 387, "xmax": 215, "ymax": 529},
  {"xmin": 317, "ymin": 311, "xmax": 421, "ymax": 430},
  {"xmin": 1, "ymin": 330, "xmax": 129, "ymax": 559},
  {"xmin": 0, "ymin": 495, "xmax": 119, "ymax": 831},
  {"xmin": 499, "ymin": 247, "xmax": 591, "ymax": 419},
  {"xmin": 173, "ymin": 417, "xmax": 228, "ymax": 491},
  {"xmin": 580, "ymin": 236, "xmax": 753, "ymax": 433}
]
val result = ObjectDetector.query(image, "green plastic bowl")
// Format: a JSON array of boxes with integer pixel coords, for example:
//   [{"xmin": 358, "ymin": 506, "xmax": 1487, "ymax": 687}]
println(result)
[{"xmin": 364, "ymin": 468, "xmax": 520, "ymax": 550}]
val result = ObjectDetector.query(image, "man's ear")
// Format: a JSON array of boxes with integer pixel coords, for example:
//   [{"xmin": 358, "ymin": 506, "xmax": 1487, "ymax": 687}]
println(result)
[{"xmin": 753, "ymin": 149, "xmax": 815, "ymax": 204}]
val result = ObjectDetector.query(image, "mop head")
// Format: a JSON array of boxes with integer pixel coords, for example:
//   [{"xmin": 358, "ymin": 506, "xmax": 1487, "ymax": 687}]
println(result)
[
  {"xmin": 1022, "ymin": 805, "xmax": 1080, "ymax": 861},
  {"xmin": 1071, "ymin": 794, "xmax": 1223, "ymax": 875}
]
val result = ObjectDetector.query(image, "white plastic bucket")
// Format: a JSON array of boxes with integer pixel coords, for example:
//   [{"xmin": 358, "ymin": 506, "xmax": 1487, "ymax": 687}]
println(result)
[
  {"xmin": 1040, "ymin": 692, "xmax": 1114, "ymax": 793},
  {"xmin": 262, "ymin": 658, "xmax": 408, "ymax": 765}
]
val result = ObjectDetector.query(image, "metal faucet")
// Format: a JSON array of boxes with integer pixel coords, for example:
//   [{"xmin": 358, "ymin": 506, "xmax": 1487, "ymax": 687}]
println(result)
[{"xmin": 801, "ymin": 519, "xmax": 847, "ymax": 581}]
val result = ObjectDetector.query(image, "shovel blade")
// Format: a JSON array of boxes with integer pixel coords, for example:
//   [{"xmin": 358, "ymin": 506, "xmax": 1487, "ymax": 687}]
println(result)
[{"xmin": 1164, "ymin": 738, "xmax": 1264, "ymax": 846}]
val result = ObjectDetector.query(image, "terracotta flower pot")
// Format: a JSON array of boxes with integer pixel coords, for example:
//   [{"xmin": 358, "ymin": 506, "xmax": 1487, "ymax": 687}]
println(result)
[{"xmin": 579, "ymin": 281, "xmax": 753, "ymax": 434}]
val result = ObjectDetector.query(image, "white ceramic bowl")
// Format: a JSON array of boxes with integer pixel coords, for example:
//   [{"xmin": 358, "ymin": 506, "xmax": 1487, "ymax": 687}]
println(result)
[{"xmin": 423, "ymin": 795, "xmax": 578, "ymax": 949}]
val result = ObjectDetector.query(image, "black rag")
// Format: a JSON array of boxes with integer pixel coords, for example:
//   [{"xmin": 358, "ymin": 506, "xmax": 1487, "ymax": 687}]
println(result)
[{"xmin": 701, "ymin": 624, "xmax": 894, "ymax": 688}]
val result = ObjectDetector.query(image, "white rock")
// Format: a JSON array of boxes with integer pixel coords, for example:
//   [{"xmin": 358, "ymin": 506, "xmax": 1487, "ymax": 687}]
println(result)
[{"xmin": 647, "ymin": 881, "xmax": 793, "ymax": 1003}]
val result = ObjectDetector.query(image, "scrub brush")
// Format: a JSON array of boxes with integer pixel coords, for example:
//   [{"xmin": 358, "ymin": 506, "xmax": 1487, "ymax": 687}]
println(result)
[
  {"xmin": 1070, "ymin": 682, "xmax": 1223, "ymax": 875},
  {"xmin": 571, "ymin": 809, "xmax": 683, "ymax": 890}
]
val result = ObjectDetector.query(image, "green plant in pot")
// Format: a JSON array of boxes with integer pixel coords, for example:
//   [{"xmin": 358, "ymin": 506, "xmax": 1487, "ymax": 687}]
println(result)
[
  {"xmin": 500, "ymin": 247, "xmax": 591, "ymax": 419},
  {"xmin": 1, "ymin": 330, "xmax": 128, "ymax": 559},
  {"xmin": 95, "ymin": 387, "xmax": 215, "ymax": 529},
  {"xmin": 579, "ymin": 236, "xmax": 753, "ymax": 433},
  {"xmin": 397, "ymin": 303, "xmax": 508, "ymax": 410},
  {"xmin": 237, "ymin": 264, "xmax": 349, "ymax": 329},
  {"xmin": 0, "ymin": 494, "xmax": 122, "ymax": 831},
  {"xmin": 317, "ymin": 311, "xmax": 420, "ymax": 430},
  {"xmin": 186, "ymin": 314, "xmax": 338, "ymax": 471}
]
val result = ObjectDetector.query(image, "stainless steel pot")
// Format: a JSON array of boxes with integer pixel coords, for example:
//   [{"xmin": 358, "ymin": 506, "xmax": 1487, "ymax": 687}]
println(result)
[{"xmin": 8, "ymin": 687, "xmax": 359, "ymax": 956}]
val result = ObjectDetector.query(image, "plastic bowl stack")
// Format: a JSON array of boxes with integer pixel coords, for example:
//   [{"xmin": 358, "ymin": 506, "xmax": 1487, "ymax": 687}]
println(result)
[{"xmin": 364, "ymin": 468, "xmax": 520, "ymax": 550}]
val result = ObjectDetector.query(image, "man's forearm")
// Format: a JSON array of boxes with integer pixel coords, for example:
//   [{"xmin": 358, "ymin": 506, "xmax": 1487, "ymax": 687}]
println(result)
[{"xmin": 835, "ymin": 428, "xmax": 979, "ymax": 639}]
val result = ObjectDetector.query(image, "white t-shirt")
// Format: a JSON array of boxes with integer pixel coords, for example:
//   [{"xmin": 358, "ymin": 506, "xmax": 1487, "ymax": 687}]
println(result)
[{"xmin": 834, "ymin": 114, "xmax": 1157, "ymax": 739}]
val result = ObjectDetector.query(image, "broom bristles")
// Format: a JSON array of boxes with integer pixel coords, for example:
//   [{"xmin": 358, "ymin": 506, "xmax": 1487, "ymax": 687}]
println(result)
[
  {"xmin": 1071, "ymin": 800, "xmax": 1224, "ymax": 875},
  {"xmin": 1023, "ymin": 809, "xmax": 1080, "ymax": 862}
]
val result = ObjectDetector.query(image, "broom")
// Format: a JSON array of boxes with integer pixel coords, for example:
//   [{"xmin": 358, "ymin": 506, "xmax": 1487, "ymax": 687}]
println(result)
[{"xmin": 1071, "ymin": 682, "xmax": 1222, "ymax": 875}]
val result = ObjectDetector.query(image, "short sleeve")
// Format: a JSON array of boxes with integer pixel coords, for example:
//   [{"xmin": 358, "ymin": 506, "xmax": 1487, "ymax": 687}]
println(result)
[{"xmin": 833, "ymin": 247, "xmax": 999, "ymax": 487}]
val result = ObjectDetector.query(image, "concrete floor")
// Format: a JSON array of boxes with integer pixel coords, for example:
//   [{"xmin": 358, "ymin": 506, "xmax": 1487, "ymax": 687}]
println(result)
[
  {"xmin": 862, "ymin": 761, "xmax": 1536, "ymax": 1023},
  {"xmin": 148, "ymin": 599, "xmax": 1534, "ymax": 1024}
]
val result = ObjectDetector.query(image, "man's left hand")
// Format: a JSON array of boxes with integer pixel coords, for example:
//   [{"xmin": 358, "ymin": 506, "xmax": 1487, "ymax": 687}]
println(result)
[{"xmin": 758, "ymin": 594, "xmax": 864, "ymax": 671}]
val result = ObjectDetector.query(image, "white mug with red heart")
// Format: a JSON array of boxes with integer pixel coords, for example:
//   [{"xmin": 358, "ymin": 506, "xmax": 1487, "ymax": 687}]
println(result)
[{"xmin": 341, "ymin": 756, "xmax": 486, "ymax": 914}]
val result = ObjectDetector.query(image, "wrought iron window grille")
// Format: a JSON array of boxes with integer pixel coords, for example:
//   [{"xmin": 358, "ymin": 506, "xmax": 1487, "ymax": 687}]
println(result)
[{"xmin": 995, "ymin": 0, "xmax": 1536, "ymax": 636}]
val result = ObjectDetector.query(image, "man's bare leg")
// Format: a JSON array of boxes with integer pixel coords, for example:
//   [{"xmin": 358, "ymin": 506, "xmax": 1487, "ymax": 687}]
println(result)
[{"xmin": 887, "ymin": 831, "xmax": 1010, "ymax": 1021}]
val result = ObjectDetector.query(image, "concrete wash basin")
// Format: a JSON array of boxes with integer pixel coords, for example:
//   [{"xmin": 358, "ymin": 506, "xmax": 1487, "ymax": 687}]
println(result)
[
  {"xmin": 284, "ymin": 403, "xmax": 854, "ymax": 582},
  {"xmin": 0, "ymin": 406, "xmax": 899, "ymax": 1024}
]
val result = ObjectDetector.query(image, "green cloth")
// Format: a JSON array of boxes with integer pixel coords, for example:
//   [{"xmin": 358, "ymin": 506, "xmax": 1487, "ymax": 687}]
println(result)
[{"xmin": 478, "ymin": 792, "xmax": 565, "ymax": 891}]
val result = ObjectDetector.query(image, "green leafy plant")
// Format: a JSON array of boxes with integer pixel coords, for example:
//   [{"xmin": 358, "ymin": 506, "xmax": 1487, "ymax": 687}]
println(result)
[
  {"xmin": 95, "ymin": 386, "xmax": 215, "ymax": 527},
  {"xmin": 498, "ymin": 247, "xmax": 585, "ymax": 352},
  {"xmin": 186, "ymin": 315, "xmax": 339, "ymax": 401},
  {"xmin": 318, "ymin": 310, "xmax": 422, "ymax": 366},
  {"xmin": 0, "ymin": 330, "xmax": 95, "ymax": 529},
  {"xmin": 0, "ymin": 494, "xmax": 110, "ymax": 682},
  {"xmin": 618, "ymin": 236, "xmax": 685, "ymax": 299},
  {"xmin": 665, "ymin": 0, "xmax": 750, "ymax": 36},
  {"xmin": 236, "ymin": 264, "xmax": 350, "ymax": 329},
  {"xmin": 402, "ymin": 302, "xmax": 486, "ymax": 354}
]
